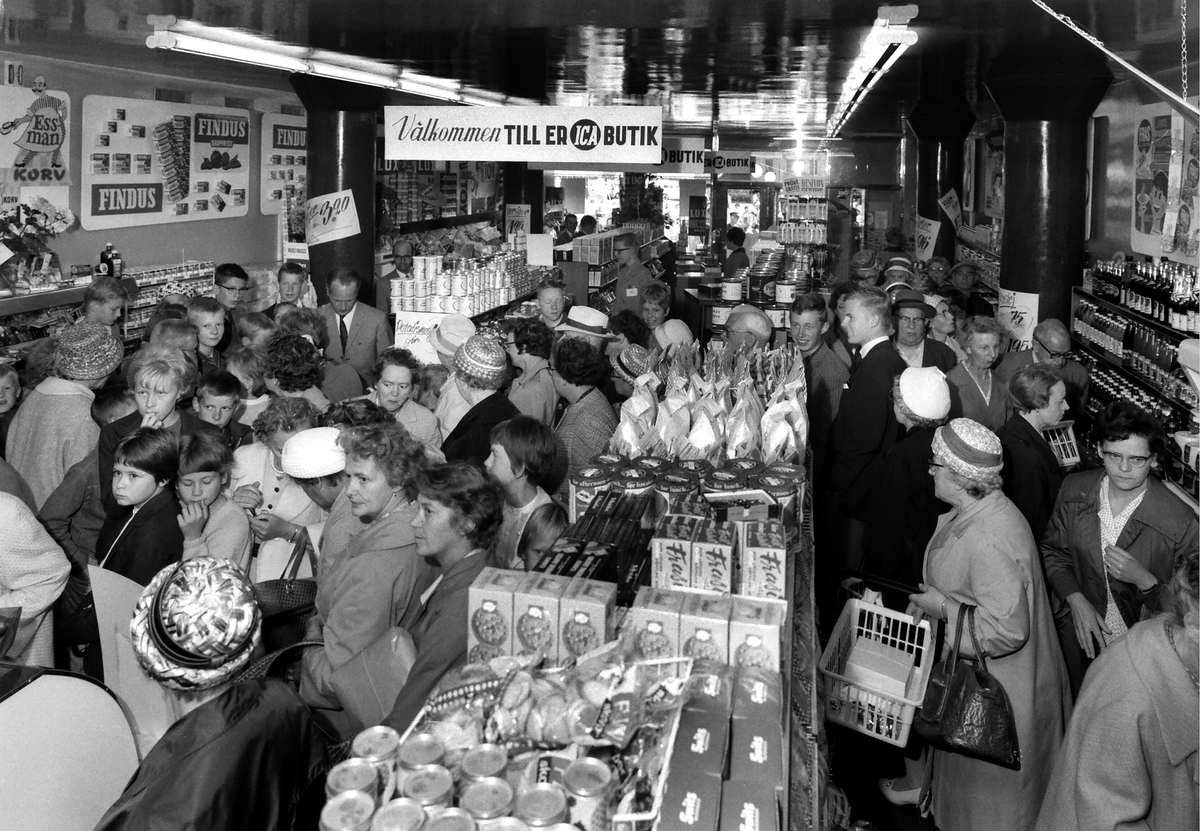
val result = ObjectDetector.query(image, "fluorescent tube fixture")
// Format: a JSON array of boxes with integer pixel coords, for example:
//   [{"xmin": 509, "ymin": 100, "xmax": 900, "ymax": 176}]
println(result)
[
  {"xmin": 825, "ymin": 4, "xmax": 918, "ymax": 140},
  {"xmin": 306, "ymin": 61, "xmax": 398, "ymax": 89},
  {"xmin": 145, "ymin": 31, "xmax": 310, "ymax": 74},
  {"xmin": 398, "ymin": 77, "xmax": 463, "ymax": 102}
]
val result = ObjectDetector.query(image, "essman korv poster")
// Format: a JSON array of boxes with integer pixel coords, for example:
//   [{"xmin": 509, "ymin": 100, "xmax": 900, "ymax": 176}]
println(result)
[{"xmin": 0, "ymin": 75, "xmax": 72, "ymax": 211}]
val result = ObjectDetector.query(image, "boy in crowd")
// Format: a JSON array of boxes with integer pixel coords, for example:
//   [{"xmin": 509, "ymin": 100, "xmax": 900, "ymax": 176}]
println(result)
[
  {"xmin": 189, "ymin": 296, "xmax": 227, "ymax": 377},
  {"xmin": 236, "ymin": 312, "xmax": 277, "ymax": 351},
  {"xmin": 226, "ymin": 348, "xmax": 272, "ymax": 427},
  {"xmin": 212, "ymin": 263, "xmax": 250, "ymax": 353},
  {"xmin": 193, "ymin": 371, "xmax": 252, "ymax": 450},
  {"xmin": 484, "ymin": 415, "xmax": 556, "ymax": 570}
]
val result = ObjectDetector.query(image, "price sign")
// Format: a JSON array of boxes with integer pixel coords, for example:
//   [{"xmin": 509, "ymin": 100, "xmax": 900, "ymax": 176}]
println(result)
[
  {"xmin": 305, "ymin": 188, "xmax": 360, "ymax": 247},
  {"xmin": 914, "ymin": 215, "xmax": 941, "ymax": 262},
  {"xmin": 937, "ymin": 188, "xmax": 962, "ymax": 232}
]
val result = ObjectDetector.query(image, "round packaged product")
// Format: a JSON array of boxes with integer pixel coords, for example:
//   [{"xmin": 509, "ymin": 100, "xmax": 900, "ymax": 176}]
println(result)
[
  {"xmin": 460, "ymin": 744, "xmax": 509, "ymax": 783},
  {"xmin": 764, "ymin": 462, "xmax": 803, "ymax": 482},
  {"xmin": 514, "ymin": 783, "xmax": 569, "ymax": 827},
  {"xmin": 461, "ymin": 777, "xmax": 515, "ymax": 821},
  {"xmin": 725, "ymin": 458, "xmax": 764, "ymax": 478},
  {"xmin": 416, "ymin": 297, "xmax": 430, "ymax": 313},
  {"xmin": 353, "ymin": 725, "xmax": 402, "ymax": 801},
  {"xmin": 479, "ymin": 818, "xmax": 530, "ymax": 831},
  {"xmin": 633, "ymin": 456, "xmax": 670, "ymax": 474},
  {"xmin": 372, "ymin": 798, "xmax": 427, "ymax": 831},
  {"xmin": 327, "ymin": 758, "xmax": 382, "ymax": 803},
  {"xmin": 765, "ymin": 307, "xmax": 788, "ymax": 329},
  {"xmin": 614, "ymin": 467, "xmax": 655, "ymax": 496},
  {"xmin": 398, "ymin": 733, "xmax": 446, "ymax": 771},
  {"xmin": 703, "ymin": 469, "xmax": 745, "ymax": 493},
  {"xmin": 589, "ymin": 452, "xmax": 628, "ymax": 471},
  {"xmin": 568, "ymin": 465, "xmax": 613, "ymax": 523},
  {"xmin": 400, "ymin": 297, "xmax": 417, "ymax": 313},
  {"xmin": 675, "ymin": 459, "xmax": 713, "ymax": 479},
  {"xmin": 720, "ymin": 278, "xmax": 743, "ymax": 302},
  {"xmin": 453, "ymin": 273, "xmax": 469, "ymax": 295},
  {"xmin": 654, "ymin": 471, "xmax": 698, "ymax": 517},
  {"xmin": 754, "ymin": 474, "xmax": 798, "ymax": 525},
  {"xmin": 321, "ymin": 790, "xmax": 376, "ymax": 831},
  {"xmin": 562, "ymin": 758, "xmax": 614, "ymax": 831},
  {"xmin": 403, "ymin": 764, "xmax": 455, "ymax": 811},
  {"xmin": 774, "ymin": 279, "xmax": 798, "ymax": 305},
  {"xmin": 426, "ymin": 808, "xmax": 477, "ymax": 831},
  {"xmin": 710, "ymin": 304, "xmax": 735, "ymax": 327}
]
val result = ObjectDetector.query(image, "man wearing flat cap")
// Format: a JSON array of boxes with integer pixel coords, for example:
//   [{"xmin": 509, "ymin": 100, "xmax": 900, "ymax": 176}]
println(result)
[{"xmin": 891, "ymin": 288, "xmax": 958, "ymax": 374}]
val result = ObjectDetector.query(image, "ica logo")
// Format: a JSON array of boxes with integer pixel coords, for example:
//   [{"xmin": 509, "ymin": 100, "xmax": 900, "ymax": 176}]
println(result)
[{"xmin": 569, "ymin": 119, "xmax": 600, "ymax": 151}]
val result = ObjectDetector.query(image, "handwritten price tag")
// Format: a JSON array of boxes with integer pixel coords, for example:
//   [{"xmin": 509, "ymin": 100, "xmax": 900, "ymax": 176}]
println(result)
[
  {"xmin": 305, "ymin": 189, "xmax": 361, "ymax": 247},
  {"xmin": 937, "ymin": 189, "xmax": 962, "ymax": 232},
  {"xmin": 914, "ymin": 215, "xmax": 941, "ymax": 262}
]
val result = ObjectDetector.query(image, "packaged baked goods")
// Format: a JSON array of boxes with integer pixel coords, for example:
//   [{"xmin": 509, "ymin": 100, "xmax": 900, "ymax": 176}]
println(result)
[
  {"xmin": 469, "ymin": 568, "xmax": 524, "ymax": 663},
  {"xmin": 679, "ymin": 593, "xmax": 733, "ymax": 663},
  {"xmin": 624, "ymin": 586, "xmax": 684, "ymax": 660}
]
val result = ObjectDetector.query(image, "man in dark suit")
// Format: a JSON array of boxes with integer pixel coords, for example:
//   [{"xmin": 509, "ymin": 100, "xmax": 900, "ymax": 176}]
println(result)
[
  {"xmin": 318, "ymin": 268, "xmax": 393, "ymax": 387},
  {"xmin": 891, "ymin": 288, "xmax": 958, "ymax": 373},
  {"xmin": 829, "ymin": 285, "xmax": 907, "ymax": 575},
  {"xmin": 994, "ymin": 318, "xmax": 1089, "ymax": 416}
]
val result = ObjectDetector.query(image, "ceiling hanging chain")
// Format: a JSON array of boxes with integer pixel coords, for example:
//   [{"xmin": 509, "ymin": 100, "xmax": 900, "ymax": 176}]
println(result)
[
  {"xmin": 1027, "ymin": 0, "xmax": 1199, "ymax": 116},
  {"xmin": 1182, "ymin": 0, "xmax": 1189, "ymax": 102}
]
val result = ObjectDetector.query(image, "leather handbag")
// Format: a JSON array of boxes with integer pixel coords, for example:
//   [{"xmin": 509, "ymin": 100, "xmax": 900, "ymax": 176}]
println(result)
[
  {"xmin": 914, "ymin": 602, "xmax": 1021, "ymax": 770},
  {"xmin": 254, "ymin": 530, "xmax": 319, "ymax": 653}
]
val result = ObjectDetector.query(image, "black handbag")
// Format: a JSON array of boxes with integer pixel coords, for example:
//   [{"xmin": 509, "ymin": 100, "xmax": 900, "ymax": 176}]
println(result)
[
  {"xmin": 914, "ymin": 602, "xmax": 1021, "ymax": 770},
  {"xmin": 254, "ymin": 530, "xmax": 320, "ymax": 653}
]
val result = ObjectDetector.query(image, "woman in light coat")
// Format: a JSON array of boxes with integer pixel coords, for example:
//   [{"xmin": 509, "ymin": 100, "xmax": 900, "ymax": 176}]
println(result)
[
  {"xmin": 0, "ymin": 491, "xmax": 69, "ymax": 665},
  {"xmin": 908, "ymin": 418, "xmax": 1070, "ymax": 831}
]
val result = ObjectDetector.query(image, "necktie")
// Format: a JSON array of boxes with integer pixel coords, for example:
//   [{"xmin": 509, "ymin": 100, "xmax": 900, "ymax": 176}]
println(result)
[{"xmin": 339, "ymin": 314, "xmax": 348, "ymax": 352}]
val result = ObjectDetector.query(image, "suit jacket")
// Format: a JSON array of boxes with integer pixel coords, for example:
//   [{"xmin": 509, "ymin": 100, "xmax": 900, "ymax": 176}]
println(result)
[
  {"xmin": 829, "ymin": 340, "xmax": 907, "ymax": 520},
  {"xmin": 803, "ymin": 343, "xmax": 850, "ymax": 488},
  {"xmin": 318, "ymin": 302, "xmax": 393, "ymax": 385},
  {"xmin": 995, "ymin": 349, "xmax": 1090, "ymax": 416},
  {"xmin": 996, "ymin": 414, "xmax": 1063, "ymax": 541},
  {"xmin": 946, "ymin": 363, "xmax": 1009, "ymax": 432},
  {"xmin": 442, "ymin": 392, "xmax": 519, "ymax": 466}
]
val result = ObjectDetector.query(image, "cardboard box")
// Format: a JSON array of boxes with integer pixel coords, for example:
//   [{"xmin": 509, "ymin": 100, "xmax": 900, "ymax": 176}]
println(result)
[
  {"xmin": 467, "ymin": 567, "xmax": 523, "ymax": 662},
  {"xmin": 532, "ymin": 545, "xmax": 577, "ymax": 575},
  {"xmin": 728, "ymin": 596, "xmax": 787, "ymax": 672},
  {"xmin": 512, "ymin": 573, "xmax": 567, "ymax": 660},
  {"xmin": 679, "ymin": 592, "xmax": 733, "ymax": 664},
  {"xmin": 625, "ymin": 586, "xmax": 685, "ymax": 660},
  {"xmin": 671, "ymin": 705, "xmax": 730, "ymax": 780},
  {"xmin": 739, "ymin": 520, "xmax": 787, "ymax": 600},
  {"xmin": 842, "ymin": 637, "xmax": 916, "ymax": 699},
  {"xmin": 728, "ymin": 713, "xmax": 784, "ymax": 785},
  {"xmin": 657, "ymin": 752, "xmax": 720, "ymax": 831},
  {"xmin": 691, "ymin": 520, "xmax": 736, "ymax": 594},
  {"xmin": 731, "ymin": 666, "xmax": 783, "ymax": 723},
  {"xmin": 719, "ymin": 780, "xmax": 779, "ymax": 831},
  {"xmin": 652, "ymin": 514, "xmax": 699, "ymax": 589},
  {"xmin": 559, "ymin": 578, "xmax": 617, "ymax": 660},
  {"xmin": 684, "ymin": 661, "xmax": 735, "ymax": 715}
]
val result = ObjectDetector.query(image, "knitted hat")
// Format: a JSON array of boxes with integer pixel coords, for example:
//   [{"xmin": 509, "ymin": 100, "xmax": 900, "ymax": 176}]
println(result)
[
  {"xmin": 932, "ymin": 417, "xmax": 1003, "ymax": 480},
  {"xmin": 430, "ymin": 313, "xmax": 476, "ymax": 357},
  {"xmin": 892, "ymin": 288, "xmax": 935, "ymax": 318},
  {"xmin": 281, "ymin": 427, "xmax": 346, "ymax": 479},
  {"xmin": 611, "ymin": 344, "xmax": 650, "ymax": 386},
  {"xmin": 850, "ymin": 249, "xmax": 880, "ymax": 270},
  {"xmin": 556, "ymin": 306, "xmax": 614, "ymax": 340},
  {"xmin": 131, "ymin": 557, "xmax": 261, "ymax": 691},
  {"xmin": 454, "ymin": 335, "xmax": 508, "ymax": 390},
  {"xmin": 897, "ymin": 367, "xmax": 951, "ymax": 422},
  {"xmin": 57, "ymin": 320, "xmax": 123, "ymax": 381}
]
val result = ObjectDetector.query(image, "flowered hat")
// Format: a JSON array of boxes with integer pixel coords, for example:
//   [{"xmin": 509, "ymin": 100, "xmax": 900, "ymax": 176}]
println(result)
[{"xmin": 932, "ymin": 417, "xmax": 1003, "ymax": 480}]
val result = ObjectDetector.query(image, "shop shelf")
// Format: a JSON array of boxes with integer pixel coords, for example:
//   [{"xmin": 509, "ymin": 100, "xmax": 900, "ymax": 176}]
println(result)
[
  {"xmin": 0, "ymin": 277, "xmax": 137, "ymax": 317},
  {"xmin": 1074, "ymin": 287, "xmax": 1189, "ymax": 343}
]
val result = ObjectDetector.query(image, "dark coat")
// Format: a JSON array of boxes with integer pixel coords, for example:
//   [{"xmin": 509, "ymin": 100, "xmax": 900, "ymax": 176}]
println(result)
[
  {"xmin": 223, "ymin": 419, "xmax": 254, "ymax": 451},
  {"xmin": 829, "ymin": 340, "xmax": 907, "ymax": 520},
  {"xmin": 995, "ymin": 349, "xmax": 1090, "ymax": 417},
  {"xmin": 803, "ymin": 342, "xmax": 850, "ymax": 489},
  {"xmin": 918, "ymin": 337, "xmax": 958, "ymax": 373},
  {"xmin": 860, "ymin": 426, "xmax": 950, "ymax": 594},
  {"xmin": 94, "ymin": 679, "xmax": 328, "ymax": 831},
  {"xmin": 996, "ymin": 413, "xmax": 1063, "ymax": 541},
  {"xmin": 98, "ymin": 410, "xmax": 223, "ymax": 515},
  {"xmin": 95, "ymin": 487, "xmax": 185, "ymax": 586},
  {"xmin": 441, "ymin": 392, "xmax": 519, "ymax": 466}
]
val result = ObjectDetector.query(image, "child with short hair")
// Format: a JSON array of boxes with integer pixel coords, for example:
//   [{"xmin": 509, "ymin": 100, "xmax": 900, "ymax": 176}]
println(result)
[
  {"xmin": 484, "ymin": 416, "xmax": 556, "ymax": 569},
  {"xmin": 226, "ymin": 348, "xmax": 272, "ymax": 427},
  {"xmin": 177, "ymin": 430, "xmax": 252, "ymax": 571},
  {"xmin": 0, "ymin": 364, "xmax": 21, "ymax": 459},
  {"xmin": 417, "ymin": 364, "xmax": 450, "ymax": 412},
  {"xmin": 515, "ymin": 501, "xmax": 568, "ymax": 571},
  {"xmin": 237, "ymin": 312, "xmax": 277, "ymax": 351},
  {"xmin": 188, "ymin": 296, "xmax": 227, "ymax": 376},
  {"xmin": 193, "ymin": 370, "xmax": 252, "ymax": 450}
]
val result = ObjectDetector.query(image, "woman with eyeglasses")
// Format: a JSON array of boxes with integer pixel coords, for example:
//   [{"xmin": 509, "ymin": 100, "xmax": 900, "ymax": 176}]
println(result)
[
  {"xmin": 366, "ymin": 347, "xmax": 441, "ymax": 448},
  {"xmin": 1041, "ymin": 401, "xmax": 1199, "ymax": 698}
]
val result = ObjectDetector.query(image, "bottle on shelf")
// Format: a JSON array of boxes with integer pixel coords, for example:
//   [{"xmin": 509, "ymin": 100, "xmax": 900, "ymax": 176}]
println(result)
[
  {"xmin": 98, "ymin": 243, "xmax": 114, "ymax": 278},
  {"xmin": 111, "ymin": 249, "xmax": 123, "ymax": 278}
]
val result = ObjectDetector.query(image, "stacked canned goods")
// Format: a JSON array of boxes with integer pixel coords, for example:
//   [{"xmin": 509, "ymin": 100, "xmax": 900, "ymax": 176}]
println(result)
[{"xmin": 391, "ymin": 249, "xmax": 529, "ymax": 317}]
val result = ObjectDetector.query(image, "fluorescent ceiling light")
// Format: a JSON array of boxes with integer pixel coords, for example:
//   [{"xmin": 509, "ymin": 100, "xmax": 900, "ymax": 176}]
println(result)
[
  {"xmin": 459, "ymin": 89, "xmax": 509, "ymax": 106},
  {"xmin": 307, "ymin": 60, "xmax": 398, "ymax": 89},
  {"xmin": 398, "ymin": 77, "xmax": 462, "ymax": 101},
  {"xmin": 398, "ymin": 70, "xmax": 463, "ymax": 93},
  {"xmin": 145, "ymin": 31, "xmax": 309, "ymax": 73},
  {"xmin": 825, "ymin": 4, "xmax": 918, "ymax": 139}
]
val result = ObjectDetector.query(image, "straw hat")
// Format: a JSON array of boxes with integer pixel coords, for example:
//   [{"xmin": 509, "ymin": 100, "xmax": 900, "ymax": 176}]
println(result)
[
  {"xmin": 454, "ymin": 335, "xmax": 508, "ymax": 390},
  {"xmin": 610, "ymin": 344, "xmax": 650, "ymax": 386},
  {"xmin": 56, "ymin": 320, "xmax": 123, "ymax": 381},
  {"xmin": 932, "ymin": 418, "xmax": 1003, "ymax": 480},
  {"xmin": 555, "ymin": 306, "xmax": 614, "ymax": 340},
  {"xmin": 430, "ymin": 313, "xmax": 476, "ymax": 358}
]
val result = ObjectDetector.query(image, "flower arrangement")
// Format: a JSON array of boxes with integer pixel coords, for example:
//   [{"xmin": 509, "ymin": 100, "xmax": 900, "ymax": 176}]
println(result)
[{"xmin": 0, "ymin": 197, "xmax": 75, "ymax": 293}]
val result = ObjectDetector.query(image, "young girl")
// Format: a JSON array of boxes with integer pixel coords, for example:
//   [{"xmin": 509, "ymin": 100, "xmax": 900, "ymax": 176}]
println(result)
[
  {"xmin": 226, "ymin": 347, "xmax": 272, "ymax": 427},
  {"xmin": 516, "ymin": 502, "xmax": 568, "ymax": 571},
  {"xmin": 0, "ymin": 364, "xmax": 21, "ymax": 459},
  {"xmin": 177, "ymin": 431, "xmax": 252, "ymax": 572}
]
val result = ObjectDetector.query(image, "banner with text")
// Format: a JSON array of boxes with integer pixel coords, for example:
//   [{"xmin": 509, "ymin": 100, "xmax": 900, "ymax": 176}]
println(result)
[
  {"xmin": 81, "ymin": 96, "xmax": 250, "ymax": 230},
  {"xmin": 528, "ymin": 136, "xmax": 707, "ymax": 174},
  {"xmin": 706, "ymin": 151, "xmax": 755, "ymax": 178},
  {"xmin": 914, "ymin": 215, "xmax": 941, "ymax": 262},
  {"xmin": 937, "ymin": 188, "xmax": 962, "ymax": 233},
  {"xmin": 384, "ymin": 106, "xmax": 663, "ymax": 164},
  {"xmin": 306, "ymin": 189, "xmax": 360, "ymax": 247},
  {"xmin": 260, "ymin": 113, "xmax": 307, "ymax": 216},
  {"xmin": 0, "ymin": 81, "xmax": 72, "ymax": 216},
  {"xmin": 393, "ymin": 311, "xmax": 446, "ymax": 364},
  {"xmin": 997, "ymin": 288, "xmax": 1039, "ymax": 351}
]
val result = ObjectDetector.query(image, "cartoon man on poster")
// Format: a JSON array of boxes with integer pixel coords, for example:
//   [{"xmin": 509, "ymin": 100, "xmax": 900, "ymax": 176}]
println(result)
[{"xmin": 0, "ymin": 76, "xmax": 67, "ymax": 169}]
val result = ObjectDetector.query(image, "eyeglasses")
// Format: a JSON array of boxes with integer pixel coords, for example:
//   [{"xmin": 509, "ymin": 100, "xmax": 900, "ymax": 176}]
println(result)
[
  {"xmin": 1100, "ymin": 450, "xmax": 1151, "ymax": 469},
  {"xmin": 1033, "ymin": 335, "xmax": 1070, "ymax": 362},
  {"xmin": 614, "ymin": 248, "xmax": 633, "ymax": 254},
  {"xmin": 927, "ymin": 458, "xmax": 946, "ymax": 474},
  {"xmin": 219, "ymin": 284, "xmax": 250, "ymax": 295},
  {"xmin": 897, "ymin": 316, "xmax": 926, "ymax": 326}
]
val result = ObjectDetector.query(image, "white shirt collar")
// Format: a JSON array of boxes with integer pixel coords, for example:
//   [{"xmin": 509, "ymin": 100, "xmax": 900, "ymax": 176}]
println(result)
[
  {"xmin": 859, "ymin": 334, "xmax": 889, "ymax": 358},
  {"xmin": 338, "ymin": 302, "xmax": 358, "ymax": 330}
]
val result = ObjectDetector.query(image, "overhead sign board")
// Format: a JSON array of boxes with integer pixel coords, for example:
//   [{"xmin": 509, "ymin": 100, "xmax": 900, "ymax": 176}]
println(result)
[
  {"xmin": 783, "ymin": 175, "xmax": 827, "ymax": 197},
  {"xmin": 705, "ymin": 151, "xmax": 755, "ymax": 178},
  {"xmin": 528, "ymin": 136, "xmax": 707, "ymax": 174},
  {"xmin": 384, "ymin": 106, "xmax": 663, "ymax": 164}
]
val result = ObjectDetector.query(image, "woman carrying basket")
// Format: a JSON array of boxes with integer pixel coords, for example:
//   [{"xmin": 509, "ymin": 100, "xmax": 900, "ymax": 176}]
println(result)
[{"xmin": 906, "ymin": 418, "xmax": 1069, "ymax": 831}]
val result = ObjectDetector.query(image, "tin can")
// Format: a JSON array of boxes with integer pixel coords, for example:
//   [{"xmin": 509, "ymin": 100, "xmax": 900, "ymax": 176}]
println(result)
[
  {"xmin": 562, "ymin": 758, "xmax": 614, "ymax": 831},
  {"xmin": 461, "ymin": 777, "xmax": 515, "ymax": 821},
  {"xmin": 460, "ymin": 744, "xmax": 509, "ymax": 783},
  {"xmin": 568, "ymin": 466, "xmax": 613, "ymax": 523},
  {"xmin": 764, "ymin": 462, "xmax": 803, "ymax": 481},
  {"xmin": 328, "ymin": 758, "xmax": 382, "ymax": 804},
  {"xmin": 321, "ymin": 790, "xmax": 376, "ymax": 831},
  {"xmin": 720, "ymin": 278, "xmax": 743, "ymax": 302},
  {"xmin": 416, "ymin": 277, "xmax": 431, "ymax": 298},
  {"xmin": 774, "ymin": 279, "xmax": 798, "ymax": 305},
  {"xmin": 372, "ymin": 798, "xmax": 427, "ymax": 831},
  {"xmin": 453, "ymin": 273, "xmax": 469, "ymax": 295},
  {"xmin": 726, "ymin": 458, "xmax": 764, "ymax": 478},
  {"xmin": 426, "ymin": 808, "xmax": 477, "ymax": 831},
  {"xmin": 514, "ymin": 783, "xmax": 569, "ymax": 827},
  {"xmin": 754, "ymin": 474, "xmax": 798, "ymax": 526},
  {"xmin": 711, "ymin": 304, "xmax": 735, "ymax": 327},
  {"xmin": 675, "ymin": 459, "xmax": 713, "ymax": 479},
  {"xmin": 399, "ymin": 733, "xmax": 446, "ymax": 770},
  {"xmin": 353, "ymin": 725, "xmax": 401, "ymax": 801},
  {"xmin": 590, "ymin": 452, "xmax": 628, "ymax": 471},
  {"xmin": 765, "ymin": 307, "xmax": 788, "ymax": 329},
  {"xmin": 634, "ymin": 456, "xmax": 670, "ymax": 474},
  {"xmin": 403, "ymin": 764, "xmax": 454, "ymax": 812},
  {"xmin": 613, "ymin": 467, "xmax": 655, "ymax": 497},
  {"xmin": 654, "ymin": 471, "xmax": 699, "ymax": 518},
  {"xmin": 479, "ymin": 818, "xmax": 529, "ymax": 831},
  {"xmin": 703, "ymin": 469, "xmax": 746, "ymax": 493},
  {"xmin": 400, "ymin": 297, "xmax": 417, "ymax": 313}
]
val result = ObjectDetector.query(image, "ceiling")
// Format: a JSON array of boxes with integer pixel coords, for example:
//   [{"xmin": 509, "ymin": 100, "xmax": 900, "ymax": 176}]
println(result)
[{"xmin": 4, "ymin": 0, "xmax": 1196, "ymax": 153}]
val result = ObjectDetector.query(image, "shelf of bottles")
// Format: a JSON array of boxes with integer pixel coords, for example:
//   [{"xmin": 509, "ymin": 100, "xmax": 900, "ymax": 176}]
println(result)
[{"xmin": 1087, "ymin": 256, "xmax": 1200, "ymax": 337}]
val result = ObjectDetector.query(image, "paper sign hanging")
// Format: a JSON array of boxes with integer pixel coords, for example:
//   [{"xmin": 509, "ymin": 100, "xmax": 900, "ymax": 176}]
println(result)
[
  {"xmin": 914, "ymin": 215, "xmax": 941, "ymax": 262},
  {"xmin": 937, "ymin": 189, "xmax": 962, "ymax": 233},
  {"xmin": 997, "ymin": 288, "xmax": 1040, "ymax": 351},
  {"xmin": 305, "ymin": 188, "xmax": 360, "ymax": 247}
]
